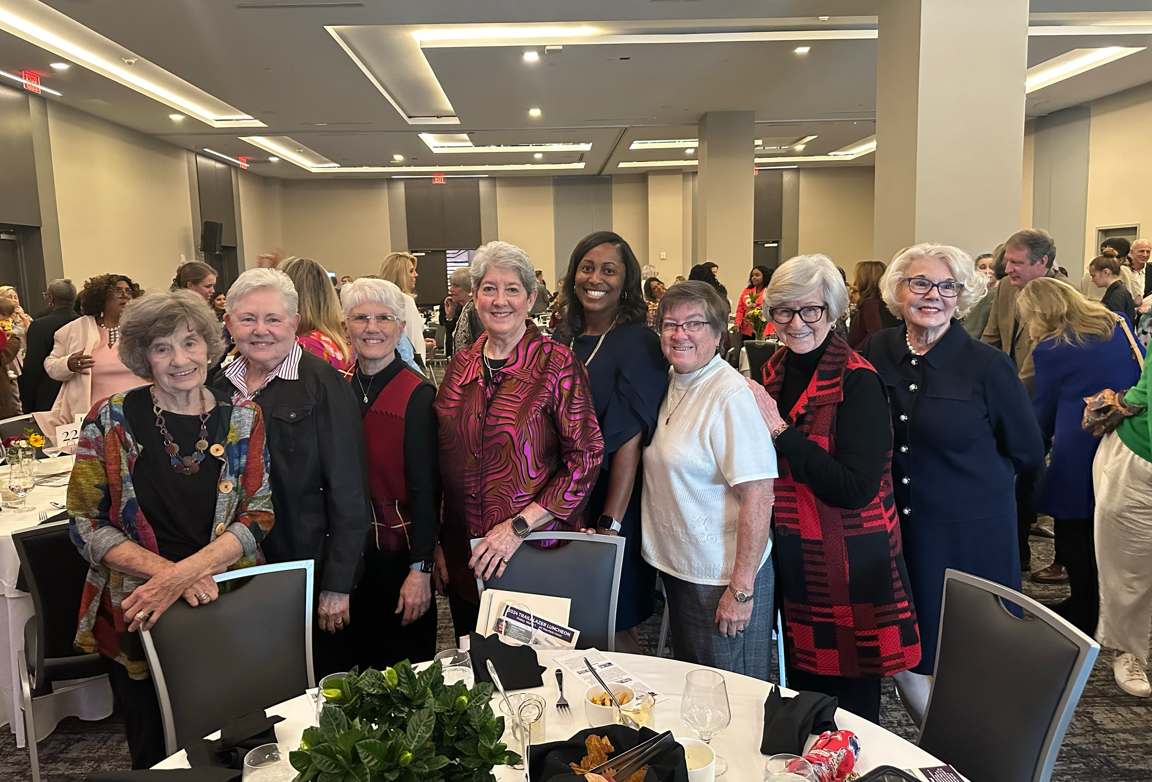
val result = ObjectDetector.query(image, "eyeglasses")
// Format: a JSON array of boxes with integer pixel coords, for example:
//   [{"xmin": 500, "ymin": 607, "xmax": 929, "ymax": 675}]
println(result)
[
  {"xmin": 769, "ymin": 306, "xmax": 826, "ymax": 325},
  {"xmin": 660, "ymin": 320, "xmax": 710, "ymax": 335},
  {"xmin": 349, "ymin": 314, "xmax": 399, "ymax": 327},
  {"xmin": 903, "ymin": 276, "xmax": 964, "ymax": 298}
]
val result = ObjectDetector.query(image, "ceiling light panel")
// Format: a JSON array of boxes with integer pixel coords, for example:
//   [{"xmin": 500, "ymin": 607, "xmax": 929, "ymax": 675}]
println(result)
[
  {"xmin": 420, "ymin": 133, "xmax": 591, "ymax": 154},
  {"xmin": 1025, "ymin": 47, "xmax": 1145, "ymax": 93},
  {"xmin": 0, "ymin": 0, "xmax": 262, "ymax": 127}
]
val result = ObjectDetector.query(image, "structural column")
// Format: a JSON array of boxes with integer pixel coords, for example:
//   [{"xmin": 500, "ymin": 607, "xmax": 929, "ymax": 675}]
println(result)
[
  {"xmin": 697, "ymin": 111, "xmax": 755, "ymax": 300},
  {"xmin": 873, "ymin": 0, "xmax": 1029, "ymax": 260}
]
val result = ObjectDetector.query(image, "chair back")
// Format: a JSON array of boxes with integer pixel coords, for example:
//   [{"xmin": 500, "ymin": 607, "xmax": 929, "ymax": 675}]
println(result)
[
  {"xmin": 0, "ymin": 414, "xmax": 41, "ymax": 442},
  {"xmin": 918, "ymin": 569, "xmax": 1098, "ymax": 782},
  {"xmin": 141, "ymin": 561, "xmax": 315, "ymax": 755},
  {"xmin": 745, "ymin": 340, "xmax": 781, "ymax": 386},
  {"xmin": 472, "ymin": 532, "xmax": 624, "ymax": 651},
  {"xmin": 12, "ymin": 521, "xmax": 100, "ymax": 694}
]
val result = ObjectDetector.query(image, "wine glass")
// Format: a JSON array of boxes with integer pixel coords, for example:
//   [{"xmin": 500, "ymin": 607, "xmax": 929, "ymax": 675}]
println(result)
[
  {"xmin": 764, "ymin": 754, "xmax": 817, "ymax": 781},
  {"xmin": 7, "ymin": 452, "xmax": 33, "ymax": 511},
  {"xmin": 680, "ymin": 669, "xmax": 732, "ymax": 775},
  {"xmin": 242, "ymin": 743, "xmax": 295, "ymax": 781},
  {"xmin": 435, "ymin": 648, "xmax": 475, "ymax": 688}
]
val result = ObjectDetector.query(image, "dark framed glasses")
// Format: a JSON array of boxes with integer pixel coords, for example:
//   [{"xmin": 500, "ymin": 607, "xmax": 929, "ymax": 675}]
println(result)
[
  {"xmin": 904, "ymin": 276, "xmax": 964, "ymax": 298},
  {"xmin": 769, "ymin": 305, "xmax": 826, "ymax": 325}
]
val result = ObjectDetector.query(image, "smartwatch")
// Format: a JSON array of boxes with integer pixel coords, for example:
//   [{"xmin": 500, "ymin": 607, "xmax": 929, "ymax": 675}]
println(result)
[
  {"xmin": 511, "ymin": 516, "xmax": 532, "ymax": 538},
  {"xmin": 410, "ymin": 560, "xmax": 435, "ymax": 574},
  {"xmin": 596, "ymin": 514, "xmax": 622, "ymax": 533},
  {"xmin": 727, "ymin": 584, "xmax": 754, "ymax": 603}
]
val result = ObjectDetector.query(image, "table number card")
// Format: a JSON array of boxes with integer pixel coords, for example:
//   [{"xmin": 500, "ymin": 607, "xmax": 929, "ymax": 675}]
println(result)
[{"xmin": 55, "ymin": 422, "xmax": 81, "ymax": 453}]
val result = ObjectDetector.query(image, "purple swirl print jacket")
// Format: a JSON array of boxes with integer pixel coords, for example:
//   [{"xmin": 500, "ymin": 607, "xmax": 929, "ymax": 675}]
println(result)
[{"xmin": 435, "ymin": 323, "xmax": 604, "ymax": 603}]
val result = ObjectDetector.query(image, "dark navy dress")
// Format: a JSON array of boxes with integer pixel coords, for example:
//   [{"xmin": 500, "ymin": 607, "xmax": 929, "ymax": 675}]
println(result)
[
  {"xmin": 569, "ymin": 321, "xmax": 668, "ymax": 631},
  {"xmin": 860, "ymin": 321, "xmax": 1045, "ymax": 674}
]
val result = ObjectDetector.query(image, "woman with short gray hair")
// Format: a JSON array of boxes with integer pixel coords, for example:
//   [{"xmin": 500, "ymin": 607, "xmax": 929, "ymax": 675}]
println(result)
[
  {"xmin": 642, "ymin": 281, "xmax": 777, "ymax": 681},
  {"xmin": 69, "ymin": 288, "xmax": 273, "ymax": 768},
  {"xmin": 441, "ymin": 266, "xmax": 482, "ymax": 356},
  {"xmin": 748, "ymin": 253, "xmax": 921, "ymax": 721}
]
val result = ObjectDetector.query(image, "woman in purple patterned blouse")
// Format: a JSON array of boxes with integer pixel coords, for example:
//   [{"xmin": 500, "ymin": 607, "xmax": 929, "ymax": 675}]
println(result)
[{"xmin": 435, "ymin": 241, "xmax": 604, "ymax": 638}]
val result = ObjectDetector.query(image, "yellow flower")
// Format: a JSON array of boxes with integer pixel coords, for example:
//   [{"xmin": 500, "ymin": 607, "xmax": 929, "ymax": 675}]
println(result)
[{"xmin": 28, "ymin": 434, "xmax": 45, "ymax": 448}]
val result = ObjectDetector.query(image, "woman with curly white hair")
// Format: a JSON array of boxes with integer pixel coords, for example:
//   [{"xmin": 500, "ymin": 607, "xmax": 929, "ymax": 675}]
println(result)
[{"xmin": 858, "ymin": 243, "xmax": 1044, "ymax": 724}]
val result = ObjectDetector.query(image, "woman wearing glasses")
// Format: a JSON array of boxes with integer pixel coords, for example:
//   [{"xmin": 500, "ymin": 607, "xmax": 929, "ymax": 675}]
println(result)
[
  {"xmin": 858, "ymin": 244, "xmax": 1044, "ymax": 724},
  {"xmin": 747, "ymin": 254, "xmax": 921, "ymax": 721}
]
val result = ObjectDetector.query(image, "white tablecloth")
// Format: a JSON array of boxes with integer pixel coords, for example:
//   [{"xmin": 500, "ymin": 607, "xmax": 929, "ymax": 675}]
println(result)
[
  {"xmin": 156, "ymin": 650, "xmax": 948, "ymax": 779},
  {"xmin": 0, "ymin": 456, "xmax": 113, "ymax": 746}
]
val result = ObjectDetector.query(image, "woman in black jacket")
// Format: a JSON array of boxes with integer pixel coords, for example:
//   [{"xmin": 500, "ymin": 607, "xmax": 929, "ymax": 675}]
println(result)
[
  {"xmin": 1090, "ymin": 250, "xmax": 1138, "ymax": 327},
  {"xmin": 214, "ymin": 267, "xmax": 372, "ymax": 676}
]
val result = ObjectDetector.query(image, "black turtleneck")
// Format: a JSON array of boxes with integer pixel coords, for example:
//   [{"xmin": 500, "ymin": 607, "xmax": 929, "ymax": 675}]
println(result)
[{"xmin": 773, "ymin": 335, "xmax": 892, "ymax": 510}]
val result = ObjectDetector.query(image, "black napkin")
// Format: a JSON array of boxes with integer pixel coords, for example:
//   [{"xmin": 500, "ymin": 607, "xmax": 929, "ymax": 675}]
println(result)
[
  {"xmin": 185, "ymin": 711, "xmax": 284, "ymax": 770},
  {"xmin": 468, "ymin": 632, "xmax": 545, "ymax": 689},
  {"xmin": 760, "ymin": 687, "xmax": 839, "ymax": 756},
  {"xmin": 529, "ymin": 725, "xmax": 687, "ymax": 782},
  {"xmin": 86, "ymin": 770, "xmax": 239, "ymax": 781}
]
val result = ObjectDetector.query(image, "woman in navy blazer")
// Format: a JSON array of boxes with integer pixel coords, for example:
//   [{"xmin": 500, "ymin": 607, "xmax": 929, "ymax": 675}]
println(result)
[
  {"xmin": 859, "ymin": 243, "xmax": 1045, "ymax": 725},
  {"xmin": 1017, "ymin": 278, "xmax": 1144, "ymax": 635}
]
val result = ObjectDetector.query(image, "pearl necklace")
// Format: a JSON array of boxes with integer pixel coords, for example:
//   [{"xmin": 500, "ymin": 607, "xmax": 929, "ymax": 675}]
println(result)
[{"xmin": 905, "ymin": 333, "xmax": 923, "ymax": 357}]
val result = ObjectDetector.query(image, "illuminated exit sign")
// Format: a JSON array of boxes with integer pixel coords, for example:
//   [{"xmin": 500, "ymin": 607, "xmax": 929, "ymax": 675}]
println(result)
[{"xmin": 21, "ymin": 70, "xmax": 40, "ymax": 94}]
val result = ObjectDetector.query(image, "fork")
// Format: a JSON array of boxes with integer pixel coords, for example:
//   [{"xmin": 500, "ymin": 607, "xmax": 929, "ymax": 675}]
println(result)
[
  {"xmin": 38, "ymin": 511, "xmax": 47, "ymax": 523},
  {"xmin": 554, "ymin": 668, "xmax": 570, "ymax": 715}
]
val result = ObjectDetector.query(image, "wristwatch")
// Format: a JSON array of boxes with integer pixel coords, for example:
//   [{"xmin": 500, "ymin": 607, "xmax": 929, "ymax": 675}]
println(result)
[
  {"xmin": 727, "ymin": 584, "xmax": 754, "ymax": 603},
  {"xmin": 510, "ymin": 515, "xmax": 532, "ymax": 538},
  {"xmin": 596, "ymin": 514, "xmax": 622, "ymax": 533},
  {"xmin": 410, "ymin": 560, "xmax": 435, "ymax": 574}
]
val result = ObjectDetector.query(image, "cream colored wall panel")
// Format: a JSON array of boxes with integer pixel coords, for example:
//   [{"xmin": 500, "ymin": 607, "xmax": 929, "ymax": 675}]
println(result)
[
  {"xmin": 611, "ymin": 174, "xmax": 648, "ymax": 264},
  {"xmin": 798, "ymin": 167, "xmax": 876, "ymax": 275},
  {"xmin": 1021, "ymin": 122, "xmax": 1035, "ymax": 230},
  {"xmin": 237, "ymin": 170, "xmax": 283, "ymax": 272},
  {"xmin": 48, "ymin": 103, "xmax": 195, "ymax": 290},
  {"xmin": 495, "ymin": 178, "xmax": 556, "ymax": 282},
  {"xmin": 279, "ymin": 179, "xmax": 390, "ymax": 280},
  {"xmin": 1086, "ymin": 81, "xmax": 1152, "ymax": 262},
  {"xmin": 647, "ymin": 171, "xmax": 683, "ymax": 280}
]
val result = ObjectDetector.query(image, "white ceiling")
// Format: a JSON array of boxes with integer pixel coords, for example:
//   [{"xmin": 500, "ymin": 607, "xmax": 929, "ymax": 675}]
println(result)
[{"xmin": 0, "ymin": 1, "xmax": 1146, "ymax": 178}]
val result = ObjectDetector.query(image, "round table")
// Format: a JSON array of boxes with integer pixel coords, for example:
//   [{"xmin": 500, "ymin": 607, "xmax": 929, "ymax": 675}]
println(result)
[{"xmin": 155, "ymin": 650, "xmax": 950, "ymax": 780}]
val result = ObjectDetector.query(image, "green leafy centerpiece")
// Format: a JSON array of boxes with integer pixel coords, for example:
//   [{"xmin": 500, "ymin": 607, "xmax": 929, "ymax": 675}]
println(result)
[{"xmin": 291, "ymin": 660, "xmax": 521, "ymax": 782}]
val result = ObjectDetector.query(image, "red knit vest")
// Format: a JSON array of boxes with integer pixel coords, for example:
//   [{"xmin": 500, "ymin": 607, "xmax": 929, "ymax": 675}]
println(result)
[{"xmin": 362, "ymin": 368, "xmax": 423, "ymax": 553}]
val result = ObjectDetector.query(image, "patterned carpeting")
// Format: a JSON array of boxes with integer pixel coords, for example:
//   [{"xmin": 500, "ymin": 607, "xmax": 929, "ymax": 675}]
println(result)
[{"xmin": 2, "ymin": 527, "xmax": 1149, "ymax": 781}]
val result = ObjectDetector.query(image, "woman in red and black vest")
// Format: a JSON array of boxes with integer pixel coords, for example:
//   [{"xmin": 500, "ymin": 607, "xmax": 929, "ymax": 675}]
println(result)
[
  {"xmin": 749, "ymin": 253, "xmax": 921, "ymax": 722},
  {"xmin": 340, "ymin": 278, "xmax": 441, "ymax": 668}
]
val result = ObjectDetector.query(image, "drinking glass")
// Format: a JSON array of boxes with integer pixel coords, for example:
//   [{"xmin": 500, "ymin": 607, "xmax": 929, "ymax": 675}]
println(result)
[
  {"xmin": 435, "ymin": 648, "xmax": 475, "ymax": 688},
  {"xmin": 763, "ymin": 754, "xmax": 817, "ymax": 781},
  {"xmin": 7, "ymin": 452, "xmax": 33, "ymax": 511},
  {"xmin": 680, "ymin": 669, "xmax": 732, "ymax": 776},
  {"xmin": 497, "ymin": 692, "xmax": 546, "ymax": 770},
  {"xmin": 315, "ymin": 672, "xmax": 349, "ymax": 722},
  {"xmin": 243, "ymin": 743, "xmax": 295, "ymax": 781}
]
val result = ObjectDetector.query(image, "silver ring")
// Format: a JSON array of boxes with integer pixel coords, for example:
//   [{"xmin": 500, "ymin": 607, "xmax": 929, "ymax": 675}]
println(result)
[{"xmin": 196, "ymin": 592, "xmax": 209, "ymax": 602}]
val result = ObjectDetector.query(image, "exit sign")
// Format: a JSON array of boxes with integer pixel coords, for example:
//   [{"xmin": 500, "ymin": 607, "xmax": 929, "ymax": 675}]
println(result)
[
  {"xmin": 21, "ymin": 70, "xmax": 40, "ymax": 94},
  {"xmin": 433, "ymin": 173, "xmax": 445, "ymax": 184}
]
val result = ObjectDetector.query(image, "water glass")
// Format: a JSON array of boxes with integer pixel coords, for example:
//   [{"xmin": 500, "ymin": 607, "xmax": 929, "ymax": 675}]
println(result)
[
  {"xmin": 680, "ymin": 669, "xmax": 731, "ymax": 776},
  {"xmin": 243, "ymin": 743, "xmax": 295, "ymax": 781},
  {"xmin": 763, "ymin": 754, "xmax": 817, "ymax": 782},
  {"xmin": 315, "ymin": 672, "xmax": 349, "ymax": 722},
  {"xmin": 7, "ymin": 452, "xmax": 33, "ymax": 511},
  {"xmin": 435, "ymin": 648, "xmax": 475, "ymax": 688}
]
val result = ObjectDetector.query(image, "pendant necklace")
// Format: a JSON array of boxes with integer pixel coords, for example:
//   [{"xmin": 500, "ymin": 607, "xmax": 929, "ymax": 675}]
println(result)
[
  {"xmin": 152, "ymin": 386, "xmax": 212, "ymax": 475},
  {"xmin": 581, "ymin": 315, "xmax": 617, "ymax": 367},
  {"xmin": 355, "ymin": 367, "xmax": 376, "ymax": 404}
]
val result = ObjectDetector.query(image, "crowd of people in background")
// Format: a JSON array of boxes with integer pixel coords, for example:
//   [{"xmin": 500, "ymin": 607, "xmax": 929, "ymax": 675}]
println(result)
[{"xmin": 0, "ymin": 224, "xmax": 1139, "ymax": 768}]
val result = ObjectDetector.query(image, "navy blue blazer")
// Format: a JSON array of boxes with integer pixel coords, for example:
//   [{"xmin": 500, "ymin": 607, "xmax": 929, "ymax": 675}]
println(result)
[{"xmin": 1032, "ymin": 323, "xmax": 1143, "ymax": 518}]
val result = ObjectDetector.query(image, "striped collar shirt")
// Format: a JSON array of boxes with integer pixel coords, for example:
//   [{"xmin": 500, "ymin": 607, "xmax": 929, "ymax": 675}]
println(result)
[{"xmin": 224, "ymin": 342, "xmax": 303, "ymax": 403}]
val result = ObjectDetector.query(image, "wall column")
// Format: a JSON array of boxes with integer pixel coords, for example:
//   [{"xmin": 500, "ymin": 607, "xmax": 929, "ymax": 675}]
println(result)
[
  {"xmin": 874, "ymin": 0, "xmax": 1029, "ymax": 260},
  {"xmin": 697, "ymin": 111, "xmax": 755, "ymax": 299}
]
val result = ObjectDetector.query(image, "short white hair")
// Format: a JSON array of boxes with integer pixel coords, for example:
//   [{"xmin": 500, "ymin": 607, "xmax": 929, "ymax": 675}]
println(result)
[
  {"xmin": 226, "ymin": 268, "xmax": 298, "ymax": 316},
  {"xmin": 881, "ymin": 243, "xmax": 987, "ymax": 318},
  {"xmin": 449, "ymin": 267, "xmax": 472, "ymax": 289},
  {"xmin": 1133, "ymin": 238, "xmax": 1151, "ymax": 251},
  {"xmin": 471, "ymin": 240, "xmax": 536, "ymax": 293},
  {"xmin": 764, "ymin": 254, "xmax": 850, "ymax": 322},
  {"xmin": 340, "ymin": 277, "xmax": 406, "ymax": 320}
]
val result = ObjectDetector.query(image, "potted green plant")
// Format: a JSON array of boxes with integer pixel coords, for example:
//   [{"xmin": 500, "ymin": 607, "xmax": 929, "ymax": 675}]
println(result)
[{"xmin": 290, "ymin": 660, "xmax": 521, "ymax": 782}]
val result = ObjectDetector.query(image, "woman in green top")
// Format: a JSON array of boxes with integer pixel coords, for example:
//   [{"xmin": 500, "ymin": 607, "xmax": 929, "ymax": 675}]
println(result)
[{"xmin": 1095, "ymin": 356, "xmax": 1152, "ymax": 699}]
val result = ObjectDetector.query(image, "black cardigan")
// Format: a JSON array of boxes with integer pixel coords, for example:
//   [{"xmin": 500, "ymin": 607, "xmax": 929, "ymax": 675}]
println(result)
[{"xmin": 213, "ymin": 350, "xmax": 372, "ymax": 594}]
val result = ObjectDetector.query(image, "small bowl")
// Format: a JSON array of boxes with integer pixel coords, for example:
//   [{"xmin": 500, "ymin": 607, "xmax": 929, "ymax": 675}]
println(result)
[
  {"xmin": 679, "ymin": 737, "xmax": 715, "ymax": 782},
  {"xmin": 583, "ymin": 682, "xmax": 635, "ymax": 726}
]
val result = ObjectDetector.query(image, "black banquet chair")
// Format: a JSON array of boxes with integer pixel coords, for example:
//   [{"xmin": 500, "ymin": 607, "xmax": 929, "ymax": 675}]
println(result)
[
  {"xmin": 918, "ymin": 569, "xmax": 1099, "ymax": 782},
  {"xmin": 140, "ymin": 560, "xmax": 315, "ymax": 755}
]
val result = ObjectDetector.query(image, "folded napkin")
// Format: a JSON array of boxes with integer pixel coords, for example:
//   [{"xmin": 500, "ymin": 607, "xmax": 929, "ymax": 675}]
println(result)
[
  {"xmin": 529, "ymin": 725, "xmax": 687, "ymax": 782},
  {"xmin": 468, "ymin": 632, "xmax": 545, "ymax": 690},
  {"xmin": 86, "ymin": 770, "xmax": 239, "ymax": 782},
  {"xmin": 760, "ymin": 687, "xmax": 839, "ymax": 755},
  {"xmin": 185, "ymin": 711, "xmax": 284, "ymax": 770}
]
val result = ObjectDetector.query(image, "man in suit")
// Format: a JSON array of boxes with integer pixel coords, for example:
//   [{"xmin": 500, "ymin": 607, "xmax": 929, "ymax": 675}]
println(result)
[
  {"xmin": 18, "ymin": 278, "xmax": 78, "ymax": 413},
  {"xmin": 982, "ymin": 229, "xmax": 1060, "ymax": 580}
]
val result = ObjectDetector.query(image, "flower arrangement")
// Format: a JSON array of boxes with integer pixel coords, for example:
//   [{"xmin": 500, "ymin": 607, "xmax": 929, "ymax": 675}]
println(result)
[
  {"xmin": 291, "ymin": 660, "xmax": 520, "ymax": 782},
  {"xmin": 745, "ymin": 291, "xmax": 770, "ymax": 343},
  {"xmin": 2, "ymin": 427, "xmax": 44, "ymax": 450}
]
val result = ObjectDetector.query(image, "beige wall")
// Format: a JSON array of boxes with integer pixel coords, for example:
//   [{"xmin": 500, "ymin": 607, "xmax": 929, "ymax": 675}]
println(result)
[
  {"xmin": 646, "ymin": 171, "xmax": 684, "ymax": 279},
  {"xmin": 495, "ymin": 178, "xmax": 557, "ymax": 282},
  {"xmin": 798, "ymin": 167, "xmax": 876, "ymax": 274},
  {"xmin": 1021, "ymin": 121, "xmax": 1035, "ymax": 229},
  {"xmin": 1086, "ymin": 80, "xmax": 1152, "ymax": 260},
  {"xmin": 611, "ymin": 174, "xmax": 648, "ymax": 265},
  {"xmin": 48, "ymin": 103, "xmax": 195, "ymax": 290},
  {"xmin": 279, "ymin": 179, "xmax": 390, "ymax": 279},
  {"xmin": 237, "ymin": 170, "xmax": 283, "ymax": 271}
]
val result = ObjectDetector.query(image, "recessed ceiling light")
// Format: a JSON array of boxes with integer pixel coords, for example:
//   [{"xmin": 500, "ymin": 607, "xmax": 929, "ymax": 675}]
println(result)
[
  {"xmin": 523, "ymin": 51, "xmax": 539, "ymax": 62},
  {"xmin": 818, "ymin": 16, "xmax": 830, "ymax": 22},
  {"xmin": 169, "ymin": 113, "xmax": 184, "ymax": 120},
  {"xmin": 685, "ymin": 148, "xmax": 695, "ymax": 154},
  {"xmin": 49, "ymin": 62, "xmax": 69, "ymax": 71},
  {"xmin": 393, "ymin": 154, "xmax": 404, "ymax": 161},
  {"xmin": 269, "ymin": 156, "xmax": 279, "ymax": 162},
  {"xmin": 794, "ymin": 144, "xmax": 806, "ymax": 151},
  {"xmin": 533, "ymin": 152, "xmax": 543, "ymax": 159},
  {"xmin": 528, "ymin": 108, "xmax": 542, "ymax": 117},
  {"xmin": 794, "ymin": 46, "xmax": 811, "ymax": 54}
]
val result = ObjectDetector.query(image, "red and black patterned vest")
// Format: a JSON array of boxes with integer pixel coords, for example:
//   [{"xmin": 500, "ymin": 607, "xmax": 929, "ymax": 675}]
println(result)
[
  {"xmin": 763, "ymin": 335, "xmax": 921, "ymax": 677},
  {"xmin": 361, "ymin": 368, "xmax": 424, "ymax": 553}
]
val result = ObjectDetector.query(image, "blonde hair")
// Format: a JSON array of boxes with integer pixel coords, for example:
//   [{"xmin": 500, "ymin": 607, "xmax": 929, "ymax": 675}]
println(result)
[
  {"xmin": 1016, "ymin": 277, "xmax": 1116, "ymax": 346},
  {"xmin": 881, "ymin": 243, "xmax": 987, "ymax": 318},
  {"xmin": 279, "ymin": 257, "xmax": 351, "ymax": 365},
  {"xmin": 380, "ymin": 252, "xmax": 418, "ymax": 293}
]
